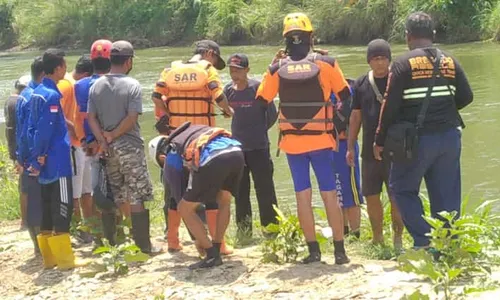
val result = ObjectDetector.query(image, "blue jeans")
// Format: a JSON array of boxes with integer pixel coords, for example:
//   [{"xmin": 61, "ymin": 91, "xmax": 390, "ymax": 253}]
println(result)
[{"xmin": 389, "ymin": 128, "xmax": 462, "ymax": 247}]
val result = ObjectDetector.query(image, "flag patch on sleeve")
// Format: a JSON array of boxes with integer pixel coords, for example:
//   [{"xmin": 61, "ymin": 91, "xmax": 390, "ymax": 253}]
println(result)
[{"xmin": 50, "ymin": 105, "xmax": 59, "ymax": 113}]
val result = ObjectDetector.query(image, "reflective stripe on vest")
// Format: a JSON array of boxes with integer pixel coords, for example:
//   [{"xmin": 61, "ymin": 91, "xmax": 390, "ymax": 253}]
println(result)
[{"xmin": 403, "ymin": 85, "xmax": 456, "ymax": 100}]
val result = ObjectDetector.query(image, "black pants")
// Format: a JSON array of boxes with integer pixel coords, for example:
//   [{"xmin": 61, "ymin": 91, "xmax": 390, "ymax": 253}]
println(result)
[{"xmin": 236, "ymin": 148, "xmax": 278, "ymax": 233}]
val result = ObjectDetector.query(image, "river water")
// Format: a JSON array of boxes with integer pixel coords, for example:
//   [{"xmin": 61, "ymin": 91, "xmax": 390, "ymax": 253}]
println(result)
[{"xmin": 0, "ymin": 43, "xmax": 498, "ymax": 210}]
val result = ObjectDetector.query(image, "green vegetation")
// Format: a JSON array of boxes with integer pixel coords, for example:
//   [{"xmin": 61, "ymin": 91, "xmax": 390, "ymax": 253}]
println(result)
[
  {"xmin": 92, "ymin": 239, "xmax": 149, "ymax": 276},
  {"xmin": 0, "ymin": 143, "xmax": 20, "ymax": 221},
  {"xmin": 398, "ymin": 199, "xmax": 500, "ymax": 299},
  {"xmin": 2, "ymin": 0, "xmax": 500, "ymax": 50}
]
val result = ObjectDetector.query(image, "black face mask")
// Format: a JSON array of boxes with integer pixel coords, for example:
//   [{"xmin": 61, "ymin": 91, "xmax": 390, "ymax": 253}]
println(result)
[{"xmin": 285, "ymin": 32, "xmax": 311, "ymax": 60}]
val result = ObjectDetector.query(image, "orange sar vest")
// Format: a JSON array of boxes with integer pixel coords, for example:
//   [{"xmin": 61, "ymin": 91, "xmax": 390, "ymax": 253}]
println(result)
[
  {"xmin": 163, "ymin": 60, "xmax": 216, "ymax": 129},
  {"xmin": 276, "ymin": 54, "xmax": 334, "ymax": 138},
  {"xmin": 169, "ymin": 124, "xmax": 231, "ymax": 171}
]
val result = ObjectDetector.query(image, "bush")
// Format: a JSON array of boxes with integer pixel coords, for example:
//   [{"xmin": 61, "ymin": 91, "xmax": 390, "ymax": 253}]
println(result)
[{"xmin": 0, "ymin": 0, "xmax": 15, "ymax": 49}]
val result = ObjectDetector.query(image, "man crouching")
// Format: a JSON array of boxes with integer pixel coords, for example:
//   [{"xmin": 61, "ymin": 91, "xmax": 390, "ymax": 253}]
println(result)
[{"xmin": 156, "ymin": 122, "xmax": 244, "ymax": 269}]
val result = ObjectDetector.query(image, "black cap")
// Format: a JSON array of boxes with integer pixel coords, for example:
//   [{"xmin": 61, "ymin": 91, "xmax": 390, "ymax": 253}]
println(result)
[
  {"xmin": 367, "ymin": 39, "xmax": 392, "ymax": 63},
  {"xmin": 111, "ymin": 40, "xmax": 135, "ymax": 57},
  {"xmin": 227, "ymin": 53, "xmax": 249, "ymax": 69},
  {"xmin": 194, "ymin": 40, "xmax": 225, "ymax": 70}
]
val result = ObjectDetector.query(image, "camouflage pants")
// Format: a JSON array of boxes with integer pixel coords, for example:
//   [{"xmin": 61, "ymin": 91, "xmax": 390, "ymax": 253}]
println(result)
[{"xmin": 104, "ymin": 139, "xmax": 153, "ymax": 206}]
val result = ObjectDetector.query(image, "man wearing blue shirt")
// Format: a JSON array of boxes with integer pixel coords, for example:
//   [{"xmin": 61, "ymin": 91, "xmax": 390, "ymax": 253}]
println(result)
[
  {"xmin": 27, "ymin": 49, "xmax": 83, "ymax": 270},
  {"xmin": 15, "ymin": 57, "xmax": 45, "ymax": 255}
]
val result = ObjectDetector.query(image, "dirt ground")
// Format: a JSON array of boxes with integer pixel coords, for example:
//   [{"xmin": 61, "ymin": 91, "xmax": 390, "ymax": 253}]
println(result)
[{"xmin": 1, "ymin": 220, "xmax": 499, "ymax": 300}]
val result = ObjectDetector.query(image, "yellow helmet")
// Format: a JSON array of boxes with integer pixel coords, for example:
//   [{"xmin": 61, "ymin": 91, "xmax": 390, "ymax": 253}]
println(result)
[{"xmin": 283, "ymin": 12, "xmax": 313, "ymax": 37}]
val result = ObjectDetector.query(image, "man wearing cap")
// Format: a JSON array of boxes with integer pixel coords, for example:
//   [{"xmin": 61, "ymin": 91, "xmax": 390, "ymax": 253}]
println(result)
[
  {"xmin": 5, "ymin": 74, "xmax": 29, "ymax": 229},
  {"xmin": 374, "ymin": 13, "xmax": 473, "ymax": 249},
  {"xmin": 88, "ymin": 41, "xmax": 160, "ymax": 254},
  {"xmin": 151, "ymin": 39, "xmax": 233, "ymax": 254},
  {"xmin": 347, "ymin": 39, "xmax": 404, "ymax": 249},
  {"xmin": 15, "ymin": 57, "xmax": 45, "ymax": 254},
  {"xmin": 58, "ymin": 54, "xmax": 94, "ymax": 244},
  {"xmin": 223, "ymin": 53, "xmax": 279, "ymax": 239}
]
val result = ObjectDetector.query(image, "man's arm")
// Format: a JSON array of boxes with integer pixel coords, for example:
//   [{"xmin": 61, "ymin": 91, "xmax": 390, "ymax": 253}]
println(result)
[
  {"xmin": 375, "ymin": 63, "xmax": 405, "ymax": 147},
  {"xmin": 105, "ymin": 112, "xmax": 139, "ymax": 142},
  {"xmin": 152, "ymin": 69, "xmax": 170, "ymax": 119},
  {"xmin": 256, "ymin": 66, "xmax": 280, "ymax": 108},
  {"xmin": 29, "ymin": 97, "xmax": 58, "ymax": 172},
  {"xmin": 15, "ymin": 97, "xmax": 26, "ymax": 164},
  {"xmin": 453, "ymin": 59, "xmax": 473, "ymax": 110},
  {"xmin": 214, "ymin": 93, "xmax": 234, "ymax": 117},
  {"xmin": 5, "ymin": 98, "xmax": 17, "ymax": 161},
  {"xmin": 88, "ymin": 112, "xmax": 106, "ymax": 148},
  {"xmin": 266, "ymin": 100, "xmax": 278, "ymax": 129},
  {"xmin": 207, "ymin": 67, "xmax": 233, "ymax": 117}
]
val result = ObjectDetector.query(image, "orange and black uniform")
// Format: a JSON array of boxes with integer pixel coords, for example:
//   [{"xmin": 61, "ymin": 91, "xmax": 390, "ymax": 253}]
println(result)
[
  {"xmin": 375, "ymin": 47, "xmax": 473, "ymax": 247},
  {"xmin": 153, "ymin": 58, "xmax": 224, "ymax": 129},
  {"xmin": 257, "ymin": 53, "xmax": 351, "ymax": 192}
]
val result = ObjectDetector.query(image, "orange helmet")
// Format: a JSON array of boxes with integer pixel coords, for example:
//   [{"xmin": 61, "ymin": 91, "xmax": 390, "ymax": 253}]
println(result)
[
  {"xmin": 283, "ymin": 13, "xmax": 313, "ymax": 37},
  {"xmin": 90, "ymin": 39, "xmax": 113, "ymax": 60}
]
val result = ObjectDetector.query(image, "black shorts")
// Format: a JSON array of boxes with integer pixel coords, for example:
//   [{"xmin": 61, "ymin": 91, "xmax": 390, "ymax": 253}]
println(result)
[
  {"xmin": 361, "ymin": 159, "xmax": 391, "ymax": 197},
  {"xmin": 41, "ymin": 177, "xmax": 73, "ymax": 233},
  {"xmin": 184, "ymin": 150, "xmax": 245, "ymax": 204}
]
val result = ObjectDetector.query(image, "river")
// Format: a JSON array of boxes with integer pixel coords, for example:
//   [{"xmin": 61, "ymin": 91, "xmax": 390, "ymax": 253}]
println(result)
[{"xmin": 0, "ymin": 43, "xmax": 498, "ymax": 210}]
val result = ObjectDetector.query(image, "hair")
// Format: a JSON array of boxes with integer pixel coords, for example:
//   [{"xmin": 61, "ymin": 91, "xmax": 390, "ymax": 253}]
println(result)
[
  {"xmin": 42, "ymin": 48, "xmax": 66, "ymax": 75},
  {"xmin": 31, "ymin": 56, "xmax": 44, "ymax": 79},
  {"xmin": 110, "ymin": 55, "xmax": 131, "ymax": 66},
  {"xmin": 405, "ymin": 11, "xmax": 434, "ymax": 40},
  {"xmin": 92, "ymin": 57, "xmax": 111, "ymax": 73},
  {"xmin": 75, "ymin": 54, "xmax": 93, "ymax": 75}
]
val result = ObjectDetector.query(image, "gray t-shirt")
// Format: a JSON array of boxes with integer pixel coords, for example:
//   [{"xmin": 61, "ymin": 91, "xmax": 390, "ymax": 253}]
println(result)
[{"xmin": 88, "ymin": 74, "xmax": 143, "ymax": 147}]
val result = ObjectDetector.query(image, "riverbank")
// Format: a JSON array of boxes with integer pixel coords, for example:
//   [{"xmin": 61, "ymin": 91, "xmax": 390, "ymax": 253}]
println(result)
[
  {"xmin": 2, "ymin": 0, "xmax": 500, "ymax": 50},
  {"xmin": 1, "ymin": 220, "xmax": 499, "ymax": 300}
]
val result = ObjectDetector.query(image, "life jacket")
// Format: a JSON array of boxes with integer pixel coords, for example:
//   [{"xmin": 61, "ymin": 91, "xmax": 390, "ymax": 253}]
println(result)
[
  {"xmin": 164, "ymin": 60, "xmax": 216, "ymax": 129},
  {"xmin": 169, "ymin": 125, "xmax": 232, "ymax": 170},
  {"xmin": 276, "ymin": 54, "xmax": 334, "ymax": 137}
]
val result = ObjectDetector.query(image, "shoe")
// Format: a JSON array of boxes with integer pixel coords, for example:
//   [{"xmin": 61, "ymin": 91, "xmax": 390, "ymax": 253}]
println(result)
[
  {"xmin": 28, "ymin": 226, "xmax": 41, "ymax": 256},
  {"xmin": 334, "ymin": 252, "xmax": 350, "ymax": 265},
  {"xmin": 101, "ymin": 211, "xmax": 117, "ymax": 246},
  {"xmin": 188, "ymin": 246, "xmax": 222, "ymax": 270},
  {"xmin": 37, "ymin": 233, "xmax": 57, "ymax": 269},
  {"xmin": 205, "ymin": 209, "xmax": 233, "ymax": 255},
  {"xmin": 166, "ymin": 209, "xmax": 183, "ymax": 253},
  {"xmin": 47, "ymin": 233, "xmax": 89, "ymax": 270},
  {"xmin": 302, "ymin": 252, "xmax": 321, "ymax": 264},
  {"xmin": 131, "ymin": 209, "xmax": 163, "ymax": 255}
]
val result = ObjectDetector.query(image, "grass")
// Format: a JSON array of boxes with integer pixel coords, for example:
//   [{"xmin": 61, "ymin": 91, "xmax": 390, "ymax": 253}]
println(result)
[{"xmin": 0, "ymin": 143, "xmax": 21, "ymax": 221}]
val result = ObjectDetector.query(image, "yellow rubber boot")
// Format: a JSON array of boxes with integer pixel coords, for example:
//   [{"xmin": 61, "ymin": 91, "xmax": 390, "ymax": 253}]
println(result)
[
  {"xmin": 36, "ymin": 233, "xmax": 57, "ymax": 269},
  {"xmin": 47, "ymin": 233, "xmax": 88, "ymax": 270},
  {"xmin": 206, "ymin": 209, "xmax": 233, "ymax": 255}
]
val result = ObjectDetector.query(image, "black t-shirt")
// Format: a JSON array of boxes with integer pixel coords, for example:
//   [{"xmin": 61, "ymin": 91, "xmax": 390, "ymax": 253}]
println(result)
[
  {"xmin": 352, "ymin": 74, "xmax": 388, "ymax": 160},
  {"xmin": 224, "ymin": 79, "xmax": 278, "ymax": 151},
  {"xmin": 375, "ymin": 47, "xmax": 473, "ymax": 146}
]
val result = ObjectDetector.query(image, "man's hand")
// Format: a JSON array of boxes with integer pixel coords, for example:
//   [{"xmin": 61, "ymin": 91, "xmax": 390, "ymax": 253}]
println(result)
[
  {"xmin": 14, "ymin": 161, "xmax": 23, "ymax": 174},
  {"xmin": 102, "ymin": 131, "xmax": 114, "ymax": 144},
  {"xmin": 27, "ymin": 166, "xmax": 40, "ymax": 177},
  {"xmin": 37, "ymin": 156, "xmax": 46, "ymax": 166},
  {"xmin": 223, "ymin": 107, "xmax": 234, "ymax": 118},
  {"xmin": 373, "ymin": 143, "xmax": 384, "ymax": 161},
  {"xmin": 346, "ymin": 150, "xmax": 355, "ymax": 167}
]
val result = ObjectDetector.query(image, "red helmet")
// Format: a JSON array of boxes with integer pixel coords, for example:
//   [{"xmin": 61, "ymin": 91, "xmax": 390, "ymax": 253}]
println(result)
[{"xmin": 90, "ymin": 39, "xmax": 112, "ymax": 60}]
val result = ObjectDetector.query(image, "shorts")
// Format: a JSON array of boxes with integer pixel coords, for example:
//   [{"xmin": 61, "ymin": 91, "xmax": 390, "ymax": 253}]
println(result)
[
  {"xmin": 21, "ymin": 173, "xmax": 43, "ymax": 227},
  {"xmin": 286, "ymin": 148, "xmax": 336, "ymax": 192},
  {"xmin": 361, "ymin": 158, "xmax": 391, "ymax": 197},
  {"xmin": 41, "ymin": 177, "xmax": 73, "ymax": 233},
  {"xmin": 71, "ymin": 147, "xmax": 92, "ymax": 199},
  {"xmin": 184, "ymin": 150, "xmax": 244, "ymax": 204},
  {"xmin": 332, "ymin": 140, "xmax": 364, "ymax": 208},
  {"xmin": 105, "ymin": 140, "xmax": 154, "ymax": 205}
]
